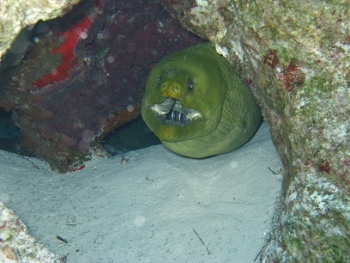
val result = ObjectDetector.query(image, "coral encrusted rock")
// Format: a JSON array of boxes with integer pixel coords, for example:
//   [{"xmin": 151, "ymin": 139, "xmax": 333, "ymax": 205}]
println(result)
[
  {"xmin": 0, "ymin": 0, "xmax": 81, "ymax": 60},
  {"xmin": 162, "ymin": 0, "xmax": 350, "ymax": 262},
  {"xmin": 0, "ymin": 202, "xmax": 59, "ymax": 262},
  {"xmin": 0, "ymin": 0, "xmax": 203, "ymax": 172}
]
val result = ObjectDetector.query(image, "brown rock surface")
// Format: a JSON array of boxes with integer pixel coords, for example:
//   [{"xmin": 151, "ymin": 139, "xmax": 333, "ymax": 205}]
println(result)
[{"xmin": 0, "ymin": 0, "xmax": 203, "ymax": 172}]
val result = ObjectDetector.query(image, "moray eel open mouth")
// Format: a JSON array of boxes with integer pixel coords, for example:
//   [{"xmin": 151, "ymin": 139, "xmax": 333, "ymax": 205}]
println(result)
[{"xmin": 149, "ymin": 97, "xmax": 203, "ymax": 126}]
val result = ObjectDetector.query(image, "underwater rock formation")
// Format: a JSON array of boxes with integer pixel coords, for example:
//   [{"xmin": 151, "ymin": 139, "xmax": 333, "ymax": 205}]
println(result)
[
  {"xmin": 0, "ymin": 0, "xmax": 81, "ymax": 60},
  {"xmin": 0, "ymin": 202, "xmax": 59, "ymax": 262},
  {"xmin": 0, "ymin": 0, "xmax": 203, "ymax": 172},
  {"xmin": 1, "ymin": 0, "xmax": 348, "ymax": 259},
  {"xmin": 162, "ymin": 0, "xmax": 350, "ymax": 262}
]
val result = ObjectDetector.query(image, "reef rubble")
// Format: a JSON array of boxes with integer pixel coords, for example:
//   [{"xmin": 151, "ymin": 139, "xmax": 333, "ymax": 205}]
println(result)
[{"xmin": 0, "ymin": 202, "xmax": 59, "ymax": 262}]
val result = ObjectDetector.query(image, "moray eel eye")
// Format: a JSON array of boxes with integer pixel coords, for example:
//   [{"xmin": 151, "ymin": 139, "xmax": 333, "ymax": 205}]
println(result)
[
  {"xmin": 188, "ymin": 79, "xmax": 194, "ymax": 91},
  {"xmin": 149, "ymin": 97, "xmax": 203, "ymax": 126},
  {"xmin": 157, "ymin": 76, "xmax": 162, "ymax": 86}
]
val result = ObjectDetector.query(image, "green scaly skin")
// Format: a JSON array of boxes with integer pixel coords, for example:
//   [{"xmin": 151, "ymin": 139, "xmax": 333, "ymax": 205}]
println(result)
[{"xmin": 141, "ymin": 42, "xmax": 262, "ymax": 158}]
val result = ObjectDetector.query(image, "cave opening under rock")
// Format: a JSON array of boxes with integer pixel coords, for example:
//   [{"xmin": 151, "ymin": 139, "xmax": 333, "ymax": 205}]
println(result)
[{"xmin": 0, "ymin": 107, "xmax": 161, "ymax": 158}]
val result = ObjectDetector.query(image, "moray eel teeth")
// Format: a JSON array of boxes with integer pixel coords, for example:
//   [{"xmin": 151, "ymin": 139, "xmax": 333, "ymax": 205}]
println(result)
[{"xmin": 149, "ymin": 97, "xmax": 203, "ymax": 126}]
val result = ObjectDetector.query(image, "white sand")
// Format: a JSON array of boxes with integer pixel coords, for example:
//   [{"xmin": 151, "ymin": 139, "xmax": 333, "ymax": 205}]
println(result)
[{"xmin": 0, "ymin": 122, "xmax": 282, "ymax": 263}]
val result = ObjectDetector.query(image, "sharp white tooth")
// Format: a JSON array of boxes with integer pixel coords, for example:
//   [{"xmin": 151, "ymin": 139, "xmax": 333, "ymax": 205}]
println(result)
[
  {"xmin": 171, "ymin": 110, "xmax": 175, "ymax": 120},
  {"xmin": 150, "ymin": 98, "xmax": 176, "ymax": 115},
  {"xmin": 178, "ymin": 112, "xmax": 182, "ymax": 122},
  {"xmin": 186, "ymin": 112, "xmax": 202, "ymax": 121}
]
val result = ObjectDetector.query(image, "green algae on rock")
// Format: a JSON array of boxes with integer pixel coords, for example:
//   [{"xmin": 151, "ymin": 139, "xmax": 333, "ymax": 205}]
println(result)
[
  {"xmin": 162, "ymin": 0, "xmax": 350, "ymax": 262},
  {"xmin": 141, "ymin": 42, "xmax": 262, "ymax": 158}
]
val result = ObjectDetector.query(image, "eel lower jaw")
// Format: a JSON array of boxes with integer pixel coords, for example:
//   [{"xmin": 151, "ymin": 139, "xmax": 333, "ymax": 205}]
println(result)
[{"xmin": 149, "ymin": 97, "xmax": 203, "ymax": 126}]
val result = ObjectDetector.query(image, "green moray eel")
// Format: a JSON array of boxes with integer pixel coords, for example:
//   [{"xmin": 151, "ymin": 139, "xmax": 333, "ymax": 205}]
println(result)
[{"xmin": 141, "ymin": 42, "xmax": 262, "ymax": 158}]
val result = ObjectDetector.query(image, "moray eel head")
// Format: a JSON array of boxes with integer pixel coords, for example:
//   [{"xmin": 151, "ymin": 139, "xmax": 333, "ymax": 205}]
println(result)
[
  {"xmin": 141, "ymin": 43, "xmax": 261, "ymax": 158},
  {"xmin": 141, "ymin": 45, "xmax": 224, "ymax": 143}
]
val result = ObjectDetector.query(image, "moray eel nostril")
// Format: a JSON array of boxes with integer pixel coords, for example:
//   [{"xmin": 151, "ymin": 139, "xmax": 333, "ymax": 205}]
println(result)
[{"xmin": 141, "ymin": 42, "xmax": 262, "ymax": 158}]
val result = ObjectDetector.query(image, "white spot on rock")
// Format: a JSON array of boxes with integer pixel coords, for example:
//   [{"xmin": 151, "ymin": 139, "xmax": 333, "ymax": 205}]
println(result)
[
  {"xmin": 80, "ymin": 31, "xmax": 88, "ymax": 39},
  {"xmin": 107, "ymin": 56, "xmax": 115, "ymax": 63},
  {"xmin": 196, "ymin": 0, "xmax": 208, "ymax": 7},
  {"xmin": 127, "ymin": 105, "xmax": 134, "ymax": 112}
]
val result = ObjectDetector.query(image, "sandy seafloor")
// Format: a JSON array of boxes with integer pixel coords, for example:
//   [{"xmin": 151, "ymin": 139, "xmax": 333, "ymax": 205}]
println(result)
[{"xmin": 0, "ymin": 122, "xmax": 282, "ymax": 263}]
